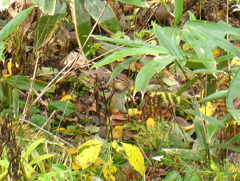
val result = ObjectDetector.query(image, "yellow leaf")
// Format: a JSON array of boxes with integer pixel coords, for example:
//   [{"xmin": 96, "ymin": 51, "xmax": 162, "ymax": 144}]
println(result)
[
  {"xmin": 128, "ymin": 108, "xmax": 142, "ymax": 116},
  {"xmin": 112, "ymin": 141, "xmax": 124, "ymax": 153},
  {"xmin": 78, "ymin": 139, "xmax": 102, "ymax": 150},
  {"xmin": 111, "ymin": 126, "xmax": 123, "ymax": 139},
  {"xmin": 7, "ymin": 61, "xmax": 12, "ymax": 75},
  {"xmin": 75, "ymin": 143, "xmax": 101, "ymax": 170},
  {"xmin": 103, "ymin": 157, "xmax": 117, "ymax": 181},
  {"xmin": 67, "ymin": 148, "xmax": 78, "ymax": 155},
  {"xmin": 75, "ymin": 139, "xmax": 103, "ymax": 170},
  {"xmin": 72, "ymin": 163, "xmax": 81, "ymax": 170},
  {"xmin": 200, "ymin": 102, "xmax": 216, "ymax": 117},
  {"xmin": 121, "ymin": 143, "xmax": 145, "ymax": 176},
  {"xmin": 146, "ymin": 118, "xmax": 156, "ymax": 127}
]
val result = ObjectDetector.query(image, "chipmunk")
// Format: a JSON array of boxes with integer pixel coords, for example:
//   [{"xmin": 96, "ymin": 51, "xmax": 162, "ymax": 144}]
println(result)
[{"xmin": 109, "ymin": 73, "xmax": 131, "ymax": 114}]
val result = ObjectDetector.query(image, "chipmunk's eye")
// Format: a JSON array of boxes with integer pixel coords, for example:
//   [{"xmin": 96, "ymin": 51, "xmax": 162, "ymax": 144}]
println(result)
[
  {"xmin": 118, "ymin": 78, "xmax": 125, "ymax": 82},
  {"xmin": 115, "ymin": 78, "xmax": 125, "ymax": 82}
]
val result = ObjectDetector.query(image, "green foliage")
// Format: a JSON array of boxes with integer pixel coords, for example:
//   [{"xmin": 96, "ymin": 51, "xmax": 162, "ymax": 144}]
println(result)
[{"xmin": 48, "ymin": 100, "xmax": 77, "ymax": 115}]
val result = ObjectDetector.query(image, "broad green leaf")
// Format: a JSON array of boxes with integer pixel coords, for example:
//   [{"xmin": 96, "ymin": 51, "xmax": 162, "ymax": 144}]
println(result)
[
  {"xmin": 226, "ymin": 66, "xmax": 240, "ymax": 122},
  {"xmin": 184, "ymin": 21, "xmax": 240, "ymax": 58},
  {"xmin": 0, "ymin": 7, "xmax": 33, "ymax": 41},
  {"xmin": 72, "ymin": 0, "xmax": 91, "ymax": 53},
  {"xmin": 22, "ymin": 138, "xmax": 45, "ymax": 161},
  {"xmin": 154, "ymin": 24, "xmax": 185, "ymax": 60},
  {"xmin": 30, "ymin": 114, "xmax": 47, "ymax": 127},
  {"xmin": 193, "ymin": 118, "xmax": 207, "ymax": 149},
  {"xmin": 134, "ymin": 56, "xmax": 175, "ymax": 94},
  {"xmin": 121, "ymin": 142, "xmax": 145, "ymax": 176},
  {"xmin": 117, "ymin": 0, "xmax": 149, "ymax": 7},
  {"xmin": 85, "ymin": 0, "xmax": 121, "ymax": 33},
  {"xmin": 92, "ymin": 35, "xmax": 166, "ymax": 49},
  {"xmin": 173, "ymin": 0, "xmax": 183, "ymax": 26},
  {"xmin": 34, "ymin": 0, "xmax": 66, "ymax": 48},
  {"xmin": 163, "ymin": 148, "xmax": 206, "ymax": 161},
  {"xmin": 32, "ymin": 0, "xmax": 56, "ymax": 15},
  {"xmin": 162, "ymin": 171, "xmax": 181, "ymax": 181},
  {"xmin": 109, "ymin": 56, "xmax": 139, "ymax": 83},
  {"xmin": 182, "ymin": 28, "xmax": 215, "ymax": 69},
  {"xmin": 6, "ymin": 75, "xmax": 55, "ymax": 92},
  {"xmin": 162, "ymin": 27, "xmax": 182, "ymax": 45},
  {"xmin": 185, "ymin": 20, "xmax": 240, "ymax": 37},
  {"xmin": 30, "ymin": 154, "xmax": 56, "ymax": 165},
  {"xmin": 92, "ymin": 47, "xmax": 168, "ymax": 68},
  {"xmin": 47, "ymin": 100, "xmax": 76, "ymax": 115},
  {"xmin": 199, "ymin": 90, "xmax": 228, "ymax": 103}
]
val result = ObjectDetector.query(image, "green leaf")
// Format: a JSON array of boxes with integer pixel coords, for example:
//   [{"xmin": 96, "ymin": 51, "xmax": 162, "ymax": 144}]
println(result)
[
  {"xmin": 92, "ymin": 35, "xmax": 164, "ymax": 49},
  {"xmin": 193, "ymin": 118, "xmax": 207, "ymax": 149},
  {"xmin": 191, "ymin": 69, "xmax": 223, "ymax": 74},
  {"xmin": 226, "ymin": 66, "xmax": 240, "ymax": 122},
  {"xmin": 182, "ymin": 28, "xmax": 215, "ymax": 69},
  {"xmin": 109, "ymin": 56, "xmax": 139, "ymax": 83},
  {"xmin": 173, "ymin": 0, "xmax": 183, "ymax": 26},
  {"xmin": 154, "ymin": 24, "xmax": 185, "ymax": 60},
  {"xmin": 47, "ymin": 100, "xmax": 76, "ymax": 115},
  {"xmin": 6, "ymin": 75, "xmax": 55, "ymax": 92},
  {"xmin": 34, "ymin": 0, "xmax": 66, "ymax": 48},
  {"xmin": 85, "ymin": 0, "xmax": 121, "ymax": 33},
  {"xmin": 92, "ymin": 47, "xmax": 168, "ymax": 68},
  {"xmin": 188, "ymin": 110, "xmax": 225, "ymax": 143},
  {"xmin": 0, "ymin": 41, "xmax": 4, "ymax": 60},
  {"xmin": 22, "ymin": 138, "xmax": 45, "ymax": 161},
  {"xmin": 30, "ymin": 114, "xmax": 47, "ymax": 128},
  {"xmin": 184, "ymin": 21, "xmax": 240, "ymax": 58},
  {"xmin": 199, "ymin": 90, "xmax": 228, "ymax": 103},
  {"xmin": 0, "ymin": 7, "xmax": 33, "ymax": 41},
  {"xmin": 117, "ymin": 0, "xmax": 149, "ymax": 7},
  {"xmin": 30, "ymin": 154, "xmax": 56, "ymax": 165},
  {"xmin": 224, "ymin": 132, "xmax": 240, "ymax": 146},
  {"xmin": 73, "ymin": 0, "xmax": 92, "ymax": 53},
  {"xmin": 134, "ymin": 56, "xmax": 175, "ymax": 94}
]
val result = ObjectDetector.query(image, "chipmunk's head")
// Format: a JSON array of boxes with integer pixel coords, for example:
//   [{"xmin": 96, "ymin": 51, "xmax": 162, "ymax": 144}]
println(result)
[{"xmin": 113, "ymin": 73, "xmax": 131, "ymax": 92}]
